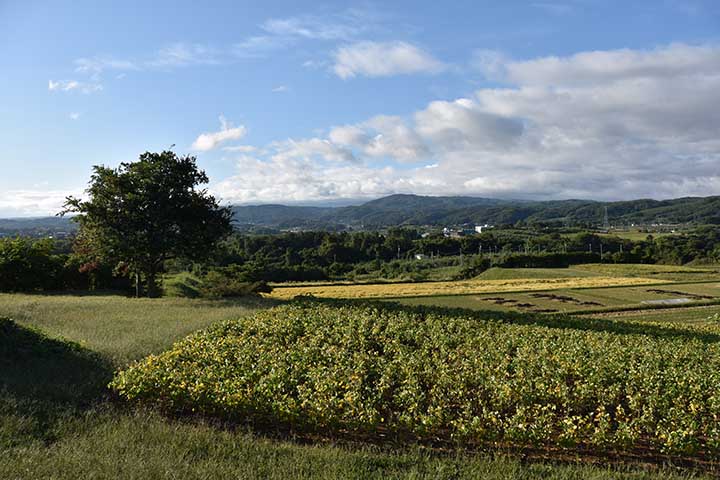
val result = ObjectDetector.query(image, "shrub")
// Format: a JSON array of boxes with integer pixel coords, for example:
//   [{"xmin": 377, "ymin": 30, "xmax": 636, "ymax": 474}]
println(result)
[
  {"xmin": 198, "ymin": 270, "xmax": 272, "ymax": 298},
  {"xmin": 112, "ymin": 300, "xmax": 720, "ymax": 457}
]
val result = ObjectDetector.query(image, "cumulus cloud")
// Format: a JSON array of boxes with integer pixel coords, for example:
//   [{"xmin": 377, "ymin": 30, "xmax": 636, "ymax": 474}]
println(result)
[
  {"xmin": 329, "ymin": 116, "xmax": 428, "ymax": 161},
  {"xmin": 271, "ymin": 138, "xmax": 357, "ymax": 164},
  {"xmin": 214, "ymin": 43, "xmax": 720, "ymax": 204},
  {"xmin": 214, "ymin": 155, "xmax": 440, "ymax": 205},
  {"xmin": 191, "ymin": 116, "xmax": 247, "ymax": 151},
  {"xmin": 333, "ymin": 41, "xmax": 445, "ymax": 79},
  {"xmin": 415, "ymin": 99, "xmax": 524, "ymax": 150}
]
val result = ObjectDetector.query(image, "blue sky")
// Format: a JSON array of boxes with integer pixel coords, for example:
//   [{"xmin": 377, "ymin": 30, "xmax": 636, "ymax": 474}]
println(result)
[{"xmin": 1, "ymin": 0, "xmax": 719, "ymax": 216}]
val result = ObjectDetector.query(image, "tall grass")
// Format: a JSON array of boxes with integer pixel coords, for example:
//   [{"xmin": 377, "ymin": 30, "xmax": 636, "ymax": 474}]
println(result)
[{"xmin": 0, "ymin": 293, "xmax": 271, "ymax": 365}]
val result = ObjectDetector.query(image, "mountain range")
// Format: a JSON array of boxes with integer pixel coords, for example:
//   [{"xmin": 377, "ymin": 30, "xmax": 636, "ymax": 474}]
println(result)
[
  {"xmin": 3, "ymin": 194, "xmax": 720, "ymax": 236},
  {"xmin": 230, "ymin": 194, "xmax": 720, "ymax": 229}
]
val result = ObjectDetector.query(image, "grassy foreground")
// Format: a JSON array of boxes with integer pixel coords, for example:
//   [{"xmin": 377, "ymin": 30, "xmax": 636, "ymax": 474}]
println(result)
[{"xmin": 0, "ymin": 293, "xmax": 715, "ymax": 478}]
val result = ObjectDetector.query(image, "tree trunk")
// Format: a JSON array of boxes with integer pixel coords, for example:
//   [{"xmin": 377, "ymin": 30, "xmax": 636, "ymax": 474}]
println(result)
[{"xmin": 146, "ymin": 270, "xmax": 160, "ymax": 298}]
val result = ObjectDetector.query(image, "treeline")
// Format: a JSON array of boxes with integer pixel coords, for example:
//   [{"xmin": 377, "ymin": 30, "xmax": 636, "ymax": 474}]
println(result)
[
  {"xmin": 4, "ymin": 226, "xmax": 720, "ymax": 293},
  {"xmin": 203, "ymin": 227, "xmax": 720, "ymax": 282},
  {"xmin": 0, "ymin": 237, "xmax": 128, "ymax": 292}
]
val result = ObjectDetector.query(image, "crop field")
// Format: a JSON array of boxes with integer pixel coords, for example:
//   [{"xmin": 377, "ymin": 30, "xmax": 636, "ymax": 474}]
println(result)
[
  {"xmin": 4, "ymin": 293, "xmax": 708, "ymax": 479},
  {"xmin": 587, "ymin": 305, "xmax": 720, "ymax": 325},
  {"xmin": 574, "ymin": 263, "xmax": 720, "ymax": 281},
  {"xmin": 268, "ymin": 275, "xmax": 669, "ymax": 300},
  {"xmin": 113, "ymin": 299, "xmax": 720, "ymax": 467},
  {"xmin": 396, "ymin": 282, "xmax": 720, "ymax": 313}
]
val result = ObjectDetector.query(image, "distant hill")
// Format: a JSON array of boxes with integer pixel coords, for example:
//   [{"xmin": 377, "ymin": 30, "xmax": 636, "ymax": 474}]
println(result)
[
  {"xmin": 4, "ymin": 194, "xmax": 720, "ymax": 236},
  {"xmin": 0, "ymin": 216, "xmax": 76, "ymax": 237},
  {"xmin": 231, "ymin": 194, "xmax": 720, "ymax": 228}
]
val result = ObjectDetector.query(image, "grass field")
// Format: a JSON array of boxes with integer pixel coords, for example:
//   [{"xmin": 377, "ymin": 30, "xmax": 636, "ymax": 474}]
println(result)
[
  {"xmin": 1, "ymin": 293, "xmax": 713, "ymax": 479},
  {"xmin": 0, "ymin": 293, "xmax": 270, "ymax": 365}
]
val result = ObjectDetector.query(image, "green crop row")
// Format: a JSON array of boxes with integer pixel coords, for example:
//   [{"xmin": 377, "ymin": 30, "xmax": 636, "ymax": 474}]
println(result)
[{"xmin": 112, "ymin": 300, "xmax": 720, "ymax": 457}]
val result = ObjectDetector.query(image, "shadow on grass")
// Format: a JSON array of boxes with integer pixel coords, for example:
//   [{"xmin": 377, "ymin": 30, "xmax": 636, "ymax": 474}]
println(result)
[{"xmin": 0, "ymin": 317, "xmax": 113, "ymax": 447}]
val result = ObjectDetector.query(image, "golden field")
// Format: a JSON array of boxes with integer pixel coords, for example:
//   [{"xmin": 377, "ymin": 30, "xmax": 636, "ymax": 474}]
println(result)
[{"xmin": 267, "ymin": 276, "xmax": 670, "ymax": 300}]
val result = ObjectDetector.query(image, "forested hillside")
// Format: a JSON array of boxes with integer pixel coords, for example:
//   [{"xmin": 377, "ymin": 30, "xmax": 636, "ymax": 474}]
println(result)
[{"xmin": 231, "ymin": 194, "xmax": 720, "ymax": 228}]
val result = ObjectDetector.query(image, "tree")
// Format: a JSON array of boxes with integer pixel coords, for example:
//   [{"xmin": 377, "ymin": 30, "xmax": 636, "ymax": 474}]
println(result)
[{"xmin": 62, "ymin": 151, "xmax": 233, "ymax": 297}]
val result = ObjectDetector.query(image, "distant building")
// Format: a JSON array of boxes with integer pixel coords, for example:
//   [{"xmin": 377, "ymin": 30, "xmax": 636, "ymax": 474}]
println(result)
[
  {"xmin": 414, "ymin": 253, "xmax": 428, "ymax": 260},
  {"xmin": 474, "ymin": 224, "xmax": 494, "ymax": 234}
]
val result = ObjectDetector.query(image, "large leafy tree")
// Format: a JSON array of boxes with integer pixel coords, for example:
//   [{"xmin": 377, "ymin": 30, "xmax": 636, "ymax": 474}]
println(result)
[{"xmin": 62, "ymin": 151, "xmax": 232, "ymax": 297}]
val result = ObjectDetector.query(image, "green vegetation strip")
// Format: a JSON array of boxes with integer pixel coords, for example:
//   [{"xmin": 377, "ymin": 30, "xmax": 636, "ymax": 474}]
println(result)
[
  {"xmin": 113, "ymin": 300, "xmax": 720, "ymax": 458},
  {"xmin": 568, "ymin": 299, "xmax": 720, "ymax": 316}
]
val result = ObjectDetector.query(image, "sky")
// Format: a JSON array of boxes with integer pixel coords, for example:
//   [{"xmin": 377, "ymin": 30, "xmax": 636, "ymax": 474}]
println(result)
[{"xmin": 1, "ymin": 0, "xmax": 720, "ymax": 217}]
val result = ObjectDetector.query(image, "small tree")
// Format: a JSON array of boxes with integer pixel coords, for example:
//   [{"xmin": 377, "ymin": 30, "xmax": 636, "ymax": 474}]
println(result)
[{"xmin": 62, "ymin": 151, "xmax": 232, "ymax": 297}]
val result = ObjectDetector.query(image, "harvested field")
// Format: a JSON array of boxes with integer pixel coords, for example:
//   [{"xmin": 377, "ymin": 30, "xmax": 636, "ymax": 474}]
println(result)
[{"xmin": 268, "ymin": 276, "xmax": 670, "ymax": 300}]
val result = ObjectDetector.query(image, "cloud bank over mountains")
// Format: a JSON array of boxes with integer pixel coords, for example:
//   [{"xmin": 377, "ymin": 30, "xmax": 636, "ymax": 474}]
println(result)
[{"xmin": 213, "ymin": 42, "xmax": 720, "ymax": 205}]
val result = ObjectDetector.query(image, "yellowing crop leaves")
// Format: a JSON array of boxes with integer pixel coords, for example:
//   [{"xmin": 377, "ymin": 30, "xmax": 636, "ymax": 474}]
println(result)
[{"xmin": 268, "ymin": 276, "xmax": 670, "ymax": 300}]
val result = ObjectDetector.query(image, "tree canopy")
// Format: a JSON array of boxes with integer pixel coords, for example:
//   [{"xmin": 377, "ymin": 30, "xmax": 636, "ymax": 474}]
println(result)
[{"xmin": 62, "ymin": 151, "xmax": 232, "ymax": 297}]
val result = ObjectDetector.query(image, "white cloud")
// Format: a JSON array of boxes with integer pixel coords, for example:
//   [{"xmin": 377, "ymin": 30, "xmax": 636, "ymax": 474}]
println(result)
[
  {"xmin": 215, "ymin": 43, "xmax": 720, "ymax": 203},
  {"xmin": 0, "ymin": 188, "xmax": 81, "ymax": 217},
  {"xmin": 191, "ymin": 115, "xmax": 248, "ymax": 151},
  {"xmin": 329, "ymin": 116, "xmax": 428, "ymax": 161},
  {"xmin": 74, "ymin": 57, "xmax": 137, "ymax": 75},
  {"xmin": 332, "ymin": 41, "xmax": 445, "ymax": 79},
  {"xmin": 69, "ymin": 112, "xmax": 81, "ymax": 120},
  {"xmin": 48, "ymin": 79, "xmax": 102, "ymax": 94},
  {"xmin": 261, "ymin": 15, "xmax": 362, "ymax": 40},
  {"xmin": 328, "ymin": 125, "xmax": 369, "ymax": 146},
  {"xmin": 222, "ymin": 145, "xmax": 258, "ymax": 153},
  {"xmin": 147, "ymin": 43, "xmax": 222, "ymax": 68},
  {"xmin": 498, "ymin": 43, "xmax": 720, "ymax": 86},
  {"xmin": 271, "ymin": 138, "xmax": 356, "ymax": 164},
  {"xmin": 272, "ymin": 85, "xmax": 288, "ymax": 93},
  {"xmin": 414, "ymin": 98, "xmax": 524, "ymax": 150},
  {"xmin": 214, "ymin": 155, "xmax": 436, "ymax": 205}
]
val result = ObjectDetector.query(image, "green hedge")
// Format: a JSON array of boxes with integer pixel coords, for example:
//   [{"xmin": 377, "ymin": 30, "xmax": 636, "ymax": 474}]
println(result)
[{"xmin": 112, "ymin": 300, "xmax": 720, "ymax": 456}]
